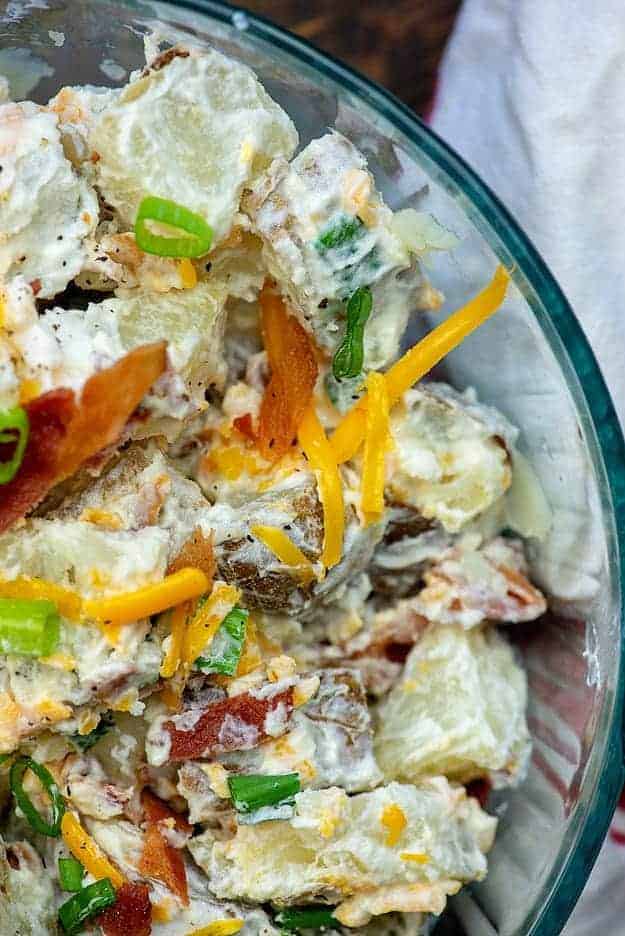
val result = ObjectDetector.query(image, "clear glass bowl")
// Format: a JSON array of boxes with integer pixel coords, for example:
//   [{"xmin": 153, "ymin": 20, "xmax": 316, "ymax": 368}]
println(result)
[{"xmin": 2, "ymin": 2, "xmax": 624, "ymax": 934}]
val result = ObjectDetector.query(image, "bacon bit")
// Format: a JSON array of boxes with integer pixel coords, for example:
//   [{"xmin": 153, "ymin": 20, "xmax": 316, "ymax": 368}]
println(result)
[
  {"xmin": 139, "ymin": 791, "xmax": 190, "ymax": 906},
  {"xmin": 0, "ymin": 388, "xmax": 74, "ymax": 533},
  {"xmin": 165, "ymin": 686, "xmax": 295, "ymax": 762},
  {"xmin": 90, "ymin": 151, "xmax": 101, "ymax": 163},
  {"xmin": 232, "ymin": 412, "xmax": 256, "ymax": 441},
  {"xmin": 167, "ymin": 529, "xmax": 215, "ymax": 582},
  {"xmin": 258, "ymin": 285, "xmax": 318, "ymax": 461},
  {"xmin": 29, "ymin": 278, "xmax": 42, "ymax": 296},
  {"xmin": 98, "ymin": 882, "xmax": 152, "ymax": 936},
  {"xmin": 142, "ymin": 789, "xmax": 192, "ymax": 835},
  {"xmin": 0, "ymin": 343, "xmax": 167, "ymax": 533}
]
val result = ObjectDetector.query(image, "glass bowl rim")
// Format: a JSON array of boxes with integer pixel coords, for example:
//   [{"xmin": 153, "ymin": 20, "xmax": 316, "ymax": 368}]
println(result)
[
  {"xmin": 156, "ymin": 2, "xmax": 625, "ymax": 932},
  {"xmin": 12, "ymin": 0, "xmax": 625, "ymax": 930}
]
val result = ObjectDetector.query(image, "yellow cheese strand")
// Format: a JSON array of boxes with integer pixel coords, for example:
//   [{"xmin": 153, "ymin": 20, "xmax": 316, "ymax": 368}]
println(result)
[
  {"xmin": 360, "ymin": 371, "xmax": 391, "ymax": 525},
  {"xmin": 250, "ymin": 524, "xmax": 316, "ymax": 584},
  {"xmin": 400, "ymin": 852, "xmax": 430, "ymax": 864},
  {"xmin": 83, "ymin": 567, "xmax": 209, "ymax": 625},
  {"xmin": 330, "ymin": 265, "xmax": 510, "ymax": 463},
  {"xmin": 178, "ymin": 257, "xmax": 197, "ymax": 288},
  {"xmin": 298, "ymin": 405, "xmax": 344, "ymax": 569},
  {"xmin": 61, "ymin": 812, "xmax": 126, "ymax": 889},
  {"xmin": 182, "ymin": 582, "xmax": 240, "ymax": 665},
  {"xmin": 0, "ymin": 577, "xmax": 82, "ymax": 620},
  {"xmin": 160, "ymin": 600, "xmax": 193, "ymax": 678},
  {"xmin": 185, "ymin": 921, "xmax": 244, "ymax": 936}
]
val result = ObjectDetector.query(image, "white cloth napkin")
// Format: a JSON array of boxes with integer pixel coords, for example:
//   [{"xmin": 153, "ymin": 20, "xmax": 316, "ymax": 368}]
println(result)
[{"xmin": 430, "ymin": 0, "xmax": 625, "ymax": 428}]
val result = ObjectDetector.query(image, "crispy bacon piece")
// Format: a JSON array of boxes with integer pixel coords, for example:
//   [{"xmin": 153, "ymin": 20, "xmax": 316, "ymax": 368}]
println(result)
[
  {"xmin": 232, "ymin": 412, "xmax": 256, "ymax": 441},
  {"xmin": 139, "ymin": 790, "xmax": 189, "ymax": 906},
  {"xmin": 0, "ymin": 343, "xmax": 166, "ymax": 533},
  {"xmin": 142, "ymin": 789, "xmax": 192, "ymax": 835},
  {"xmin": 258, "ymin": 286, "xmax": 318, "ymax": 461},
  {"xmin": 167, "ymin": 528, "xmax": 215, "ymax": 581},
  {"xmin": 165, "ymin": 686, "xmax": 295, "ymax": 762},
  {"xmin": 98, "ymin": 882, "xmax": 152, "ymax": 936}
]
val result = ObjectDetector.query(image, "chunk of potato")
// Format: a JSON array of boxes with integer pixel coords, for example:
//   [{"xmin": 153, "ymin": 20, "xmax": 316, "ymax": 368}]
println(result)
[
  {"xmin": 189, "ymin": 778, "xmax": 496, "ymax": 925},
  {"xmin": 375, "ymin": 625, "xmax": 530, "ymax": 784},
  {"xmin": 0, "ymin": 102, "xmax": 98, "ymax": 298},
  {"xmin": 91, "ymin": 46, "xmax": 298, "ymax": 243}
]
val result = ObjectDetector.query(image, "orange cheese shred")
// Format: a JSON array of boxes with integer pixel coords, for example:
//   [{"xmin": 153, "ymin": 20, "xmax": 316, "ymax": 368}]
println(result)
[
  {"xmin": 330, "ymin": 265, "xmax": 510, "ymax": 464},
  {"xmin": 298, "ymin": 405, "xmax": 344, "ymax": 569},
  {"xmin": 360, "ymin": 371, "xmax": 391, "ymax": 526},
  {"xmin": 61, "ymin": 811, "xmax": 126, "ymax": 889}
]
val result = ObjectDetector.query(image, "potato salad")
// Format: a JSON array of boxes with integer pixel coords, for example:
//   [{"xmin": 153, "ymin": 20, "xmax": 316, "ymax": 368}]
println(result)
[{"xmin": 0, "ymin": 41, "xmax": 549, "ymax": 936}]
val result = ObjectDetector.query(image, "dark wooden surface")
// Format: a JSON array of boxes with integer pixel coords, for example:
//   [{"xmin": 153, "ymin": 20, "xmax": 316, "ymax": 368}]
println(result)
[{"xmin": 239, "ymin": 1, "xmax": 461, "ymax": 116}]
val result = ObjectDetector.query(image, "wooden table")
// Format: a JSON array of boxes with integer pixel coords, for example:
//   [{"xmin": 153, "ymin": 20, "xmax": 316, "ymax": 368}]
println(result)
[{"xmin": 240, "ymin": 1, "xmax": 461, "ymax": 115}]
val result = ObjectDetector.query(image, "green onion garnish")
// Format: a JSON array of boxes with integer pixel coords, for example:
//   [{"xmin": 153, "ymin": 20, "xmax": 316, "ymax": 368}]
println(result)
[
  {"xmin": 0, "ymin": 599, "xmax": 60, "ymax": 658},
  {"xmin": 71, "ymin": 712, "xmax": 114, "ymax": 753},
  {"xmin": 315, "ymin": 213, "xmax": 364, "ymax": 253},
  {"xmin": 228, "ymin": 773, "xmax": 300, "ymax": 814},
  {"xmin": 195, "ymin": 606, "xmax": 248, "ymax": 675},
  {"xmin": 332, "ymin": 286, "xmax": 373, "ymax": 379},
  {"xmin": 134, "ymin": 196, "xmax": 213, "ymax": 258},
  {"xmin": 0, "ymin": 406, "xmax": 29, "ymax": 484},
  {"xmin": 275, "ymin": 906, "xmax": 338, "ymax": 931},
  {"xmin": 58, "ymin": 878, "xmax": 116, "ymax": 934},
  {"xmin": 10, "ymin": 755, "xmax": 65, "ymax": 837},
  {"xmin": 58, "ymin": 856, "xmax": 84, "ymax": 892}
]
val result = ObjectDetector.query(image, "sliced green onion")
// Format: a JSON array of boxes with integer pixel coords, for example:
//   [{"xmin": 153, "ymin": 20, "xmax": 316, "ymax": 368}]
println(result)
[
  {"xmin": 332, "ymin": 286, "xmax": 373, "ymax": 379},
  {"xmin": 134, "ymin": 196, "xmax": 213, "ymax": 258},
  {"xmin": 10, "ymin": 755, "xmax": 65, "ymax": 837},
  {"xmin": 58, "ymin": 878, "xmax": 116, "ymax": 934},
  {"xmin": 315, "ymin": 213, "xmax": 364, "ymax": 253},
  {"xmin": 195, "ymin": 606, "xmax": 248, "ymax": 675},
  {"xmin": 71, "ymin": 712, "xmax": 114, "ymax": 753},
  {"xmin": 58, "ymin": 856, "xmax": 84, "ymax": 892},
  {"xmin": 275, "ymin": 906, "xmax": 338, "ymax": 931},
  {"xmin": 0, "ymin": 598, "xmax": 60, "ymax": 658},
  {"xmin": 228, "ymin": 773, "xmax": 300, "ymax": 814},
  {"xmin": 0, "ymin": 407, "xmax": 29, "ymax": 484}
]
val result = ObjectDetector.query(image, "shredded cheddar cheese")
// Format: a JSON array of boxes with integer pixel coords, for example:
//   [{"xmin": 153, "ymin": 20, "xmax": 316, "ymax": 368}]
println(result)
[
  {"xmin": 35, "ymin": 700, "xmax": 72, "ymax": 722},
  {"xmin": 83, "ymin": 567, "xmax": 209, "ymax": 625},
  {"xmin": 298, "ymin": 405, "xmax": 344, "ymax": 568},
  {"xmin": 400, "ymin": 852, "xmax": 430, "ymax": 865},
  {"xmin": 0, "ymin": 577, "xmax": 82, "ymax": 620},
  {"xmin": 185, "ymin": 921, "xmax": 244, "ymax": 936},
  {"xmin": 178, "ymin": 257, "xmax": 197, "ymax": 289},
  {"xmin": 79, "ymin": 508, "xmax": 124, "ymax": 530},
  {"xmin": 18, "ymin": 379, "xmax": 41, "ymax": 405},
  {"xmin": 160, "ymin": 600, "xmax": 192, "ymax": 678},
  {"xmin": 236, "ymin": 614, "xmax": 263, "ymax": 676},
  {"xmin": 380, "ymin": 803, "xmax": 407, "ymax": 847},
  {"xmin": 330, "ymin": 265, "xmax": 510, "ymax": 464},
  {"xmin": 182, "ymin": 582, "xmax": 240, "ymax": 665},
  {"xmin": 61, "ymin": 812, "xmax": 126, "ymax": 889},
  {"xmin": 205, "ymin": 444, "xmax": 262, "ymax": 481},
  {"xmin": 251, "ymin": 524, "xmax": 316, "ymax": 584},
  {"xmin": 360, "ymin": 371, "xmax": 391, "ymax": 525}
]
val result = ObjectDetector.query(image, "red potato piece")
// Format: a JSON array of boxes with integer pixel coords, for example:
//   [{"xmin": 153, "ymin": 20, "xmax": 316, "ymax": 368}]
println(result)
[
  {"xmin": 0, "ymin": 342, "xmax": 167, "ymax": 532},
  {"xmin": 98, "ymin": 882, "xmax": 152, "ymax": 936},
  {"xmin": 165, "ymin": 687, "xmax": 295, "ymax": 762}
]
